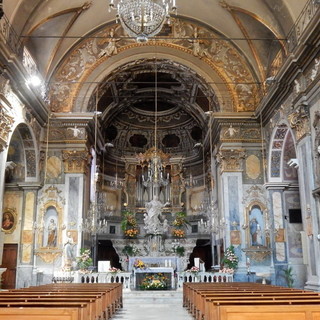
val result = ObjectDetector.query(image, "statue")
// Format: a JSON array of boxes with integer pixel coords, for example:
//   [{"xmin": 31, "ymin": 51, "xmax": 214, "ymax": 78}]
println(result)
[
  {"xmin": 64, "ymin": 231, "xmax": 76, "ymax": 266},
  {"xmin": 47, "ymin": 219, "xmax": 57, "ymax": 247},
  {"xmin": 144, "ymin": 196, "xmax": 164, "ymax": 234}
]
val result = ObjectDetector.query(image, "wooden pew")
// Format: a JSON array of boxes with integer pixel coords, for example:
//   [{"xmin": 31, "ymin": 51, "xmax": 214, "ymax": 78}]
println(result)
[
  {"xmin": 0, "ymin": 283, "xmax": 123, "ymax": 320},
  {"xmin": 183, "ymin": 282, "xmax": 320, "ymax": 320}
]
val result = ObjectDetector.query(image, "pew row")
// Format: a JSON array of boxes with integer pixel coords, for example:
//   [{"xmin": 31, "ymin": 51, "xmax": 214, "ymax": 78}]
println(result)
[
  {"xmin": 183, "ymin": 282, "xmax": 320, "ymax": 320},
  {"xmin": 0, "ymin": 283, "xmax": 122, "ymax": 320}
]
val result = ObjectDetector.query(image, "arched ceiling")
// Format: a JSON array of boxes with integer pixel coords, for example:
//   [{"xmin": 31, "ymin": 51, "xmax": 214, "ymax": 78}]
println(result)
[{"xmin": 2, "ymin": 0, "xmax": 309, "ymax": 164}]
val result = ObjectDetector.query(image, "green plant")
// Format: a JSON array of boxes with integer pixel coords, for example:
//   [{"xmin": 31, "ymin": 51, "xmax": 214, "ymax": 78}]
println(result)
[
  {"xmin": 122, "ymin": 245, "xmax": 140, "ymax": 256},
  {"xmin": 283, "ymin": 266, "xmax": 294, "ymax": 288},
  {"xmin": 175, "ymin": 246, "xmax": 185, "ymax": 257}
]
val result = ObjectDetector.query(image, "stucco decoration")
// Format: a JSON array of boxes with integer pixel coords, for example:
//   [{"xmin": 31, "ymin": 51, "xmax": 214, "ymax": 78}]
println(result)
[{"xmin": 48, "ymin": 18, "xmax": 260, "ymax": 113}]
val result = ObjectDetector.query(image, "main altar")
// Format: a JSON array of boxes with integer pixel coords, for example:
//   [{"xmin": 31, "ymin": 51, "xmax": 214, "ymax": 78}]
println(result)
[{"xmin": 130, "ymin": 256, "xmax": 177, "ymax": 289}]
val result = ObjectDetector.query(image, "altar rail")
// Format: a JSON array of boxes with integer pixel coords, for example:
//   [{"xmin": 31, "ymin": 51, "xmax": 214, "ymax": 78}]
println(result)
[
  {"xmin": 177, "ymin": 272, "xmax": 233, "ymax": 289},
  {"xmin": 53, "ymin": 271, "xmax": 232, "ymax": 289}
]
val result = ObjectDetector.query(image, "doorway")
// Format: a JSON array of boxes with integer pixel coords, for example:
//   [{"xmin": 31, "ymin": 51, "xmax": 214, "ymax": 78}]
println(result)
[
  {"xmin": 97, "ymin": 240, "xmax": 121, "ymax": 270},
  {"xmin": 187, "ymin": 239, "xmax": 212, "ymax": 271},
  {"xmin": 0, "ymin": 244, "xmax": 18, "ymax": 289}
]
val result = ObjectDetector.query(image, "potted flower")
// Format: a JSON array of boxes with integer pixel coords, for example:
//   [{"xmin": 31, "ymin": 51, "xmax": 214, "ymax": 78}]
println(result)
[
  {"xmin": 76, "ymin": 248, "xmax": 93, "ymax": 273},
  {"xmin": 221, "ymin": 245, "xmax": 238, "ymax": 271}
]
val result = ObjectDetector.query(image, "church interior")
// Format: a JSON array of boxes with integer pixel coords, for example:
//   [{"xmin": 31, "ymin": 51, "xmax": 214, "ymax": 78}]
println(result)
[{"xmin": 0, "ymin": 0, "xmax": 319, "ymax": 296}]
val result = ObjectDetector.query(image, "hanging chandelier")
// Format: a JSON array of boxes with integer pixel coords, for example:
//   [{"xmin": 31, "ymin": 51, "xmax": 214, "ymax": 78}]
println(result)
[{"xmin": 108, "ymin": 0, "xmax": 177, "ymax": 42}]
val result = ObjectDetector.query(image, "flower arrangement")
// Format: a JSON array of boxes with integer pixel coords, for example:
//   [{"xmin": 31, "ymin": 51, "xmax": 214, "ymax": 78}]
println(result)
[
  {"xmin": 124, "ymin": 228, "xmax": 139, "ymax": 237},
  {"xmin": 171, "ymin": 211, "xmax": 189, "ymax": 238},
  {"xmin": 221, "ymin": 245, "xmax": 238, "ymax": 270},
  {"xmin": 172, "ymin": 229, "xmax": 185, "ymax": 238},
  {"xmin": 140, "ymin": 273, "xmax": 168, "ymax": 290},
  {"xmin": 76, "ymin": 248, "xmax": 93, "ymax": 272},
  {"xmin": 219, "ymin": 267, "xmax": 235, "ymax": 274},
  {"xmin": 185, "ymin": 266, "xmax": 199, "ymax": 274},
  {"xmin": 109, "ymin": 267, "xmax": 121, "ymax": 273},
  {"xmin": 133, "ymin": 259, "xmax": 146, "ymax": 269},
  {"xmin": 121, "ymin": 210, "xmax": 139, "ymax": 238}
]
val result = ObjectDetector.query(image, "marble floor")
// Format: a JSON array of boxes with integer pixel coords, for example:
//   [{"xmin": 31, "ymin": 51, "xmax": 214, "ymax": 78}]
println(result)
[{"xmin": 111, "ymin": 291, "xmax": 194, "ymax": 320}]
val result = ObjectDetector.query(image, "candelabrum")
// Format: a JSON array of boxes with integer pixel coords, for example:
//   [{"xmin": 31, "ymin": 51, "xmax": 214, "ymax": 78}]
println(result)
[
  {"xmin": 198, "ymin": 200, "xmax": 226, "ymax": 235},
  {"xmin": 81, "ymin": 202, "xmax": 108, "ymax": 235}
]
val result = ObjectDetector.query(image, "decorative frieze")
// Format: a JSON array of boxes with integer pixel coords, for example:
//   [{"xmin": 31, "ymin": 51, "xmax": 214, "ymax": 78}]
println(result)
[{"xmin": 62, "ymin": 150, "xmax": 90, "ymax": 173}]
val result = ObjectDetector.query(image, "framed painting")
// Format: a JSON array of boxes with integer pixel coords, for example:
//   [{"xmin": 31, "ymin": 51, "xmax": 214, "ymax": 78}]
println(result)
[{"xmin": 2, "ymin": 208, "xmax": 17, "ymax": 234}]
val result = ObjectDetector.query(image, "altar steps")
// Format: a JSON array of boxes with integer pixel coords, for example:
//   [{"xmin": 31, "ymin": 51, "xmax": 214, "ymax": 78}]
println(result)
[
  {"xmin": 111, "ymin": 291, "xmax": 193, "ymax": 320},
  {"xmin": 123, "ymin": 290, "xmax": 183, "ymax": 304}
]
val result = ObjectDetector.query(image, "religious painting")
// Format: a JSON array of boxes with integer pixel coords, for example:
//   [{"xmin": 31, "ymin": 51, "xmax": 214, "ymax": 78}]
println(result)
[
  {"xmin": 2, "ymin": 208, "xmax": 17, "ymax": 234},
  {"xmin": 275, "ymin": 228, "xmax": 285, "ymax": 242},
  {"xmin": 230, "ymin": 230, "xmax": 241, "ymax": 245}
]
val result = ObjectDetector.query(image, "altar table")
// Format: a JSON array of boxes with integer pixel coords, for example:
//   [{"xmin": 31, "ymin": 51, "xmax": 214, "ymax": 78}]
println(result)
[{"xmin": 134, "ymin": 267, "xmax": 175, "ymax": 289}]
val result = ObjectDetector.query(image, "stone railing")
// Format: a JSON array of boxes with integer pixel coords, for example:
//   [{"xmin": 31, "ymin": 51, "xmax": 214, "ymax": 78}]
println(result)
[
  {"xmin": 177, "ymin": 272, "xmax": 233, "ymax": 289},
  {"xmin": 53, "ymin": 270, "xmax": 233, "ymax": 290}
]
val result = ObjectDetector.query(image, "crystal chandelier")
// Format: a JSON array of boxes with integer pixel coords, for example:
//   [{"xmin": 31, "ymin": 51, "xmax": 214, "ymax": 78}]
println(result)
[{"xmin": 108, "ymin": 0, "xmax": 177, "ymax": 42}]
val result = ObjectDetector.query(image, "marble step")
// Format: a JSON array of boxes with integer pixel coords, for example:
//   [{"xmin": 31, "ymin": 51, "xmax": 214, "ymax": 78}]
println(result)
[{"xmin": 123, "ymin": 290, "xmax": 183, "ymax": 304}]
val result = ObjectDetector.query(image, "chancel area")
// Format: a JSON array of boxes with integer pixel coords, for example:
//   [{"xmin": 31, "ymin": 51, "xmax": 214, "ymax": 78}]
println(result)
[{"xmin": 0, "ymin": 1, "xmax": 320, "ymax": 312}]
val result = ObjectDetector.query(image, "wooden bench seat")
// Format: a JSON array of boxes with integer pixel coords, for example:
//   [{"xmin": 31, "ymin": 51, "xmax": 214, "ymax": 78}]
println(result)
[
  {"xmin": 0, "ymin": 283, "xmax": 123, "ymax": 320},
  {"xmin": 183, "ymin": 282, "xmax": 320, "ymax": 320}
]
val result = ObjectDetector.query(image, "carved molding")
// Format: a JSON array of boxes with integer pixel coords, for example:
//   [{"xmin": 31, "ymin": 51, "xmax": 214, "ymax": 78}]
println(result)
[
  {"xmin": 0, "ymin": 104, "xmax": 14, "ymax": 152},
  {"xmin": 62, "ymin": 150, "xmax": 90, "ymax": 173},
  {"xmin": 49, "ymin": 18, "xmax": 260, "ymax": 113},
  {"xmin": 288, "ymin": 103, "xmax": 310, "ymax": 141},
  {"xmin": 216, "ymin": 149, "xmax": 246, "ymax": 172},
  {"xmin": 34, "ymin": 248, "xmax": 63, "ymax": 264}
]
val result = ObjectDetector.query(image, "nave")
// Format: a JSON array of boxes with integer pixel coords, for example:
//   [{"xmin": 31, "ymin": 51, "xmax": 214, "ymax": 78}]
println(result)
[{"xmin": 111, "ymin": 291, "xmax": 193, "ymax": 320}]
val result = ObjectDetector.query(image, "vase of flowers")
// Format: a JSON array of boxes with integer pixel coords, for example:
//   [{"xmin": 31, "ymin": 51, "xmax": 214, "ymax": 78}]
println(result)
[
  {"xmin": 140, "ymin": 273, "xmax": 168, "ymax": 290},
  {"xmin": 133, "ymin": 259, "xmax": 146, "ymax": 270},
  {"xmin": 185, "ymin": 266, "xmax": 200, "ymax": 275},
  {"xmin": 221, "ymin": 245, "xmax": 238, "ymax": 271},
  {"xmin": 76, "ymin": 248, "xmax": 93, "ymax": 273}
]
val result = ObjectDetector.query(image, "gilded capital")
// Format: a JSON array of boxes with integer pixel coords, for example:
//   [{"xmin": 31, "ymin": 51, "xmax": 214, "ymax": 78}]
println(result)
[
  {"xmin": 62, "ymin": 150, "xmax": 90, "ymax": 173},
  {"xmin": 288, "ymin": 104, "xmax": 310, "ymax": 141},
  {"xmin": 216, "ymin": 149, "xmax": 246, "ymax": 172}
]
